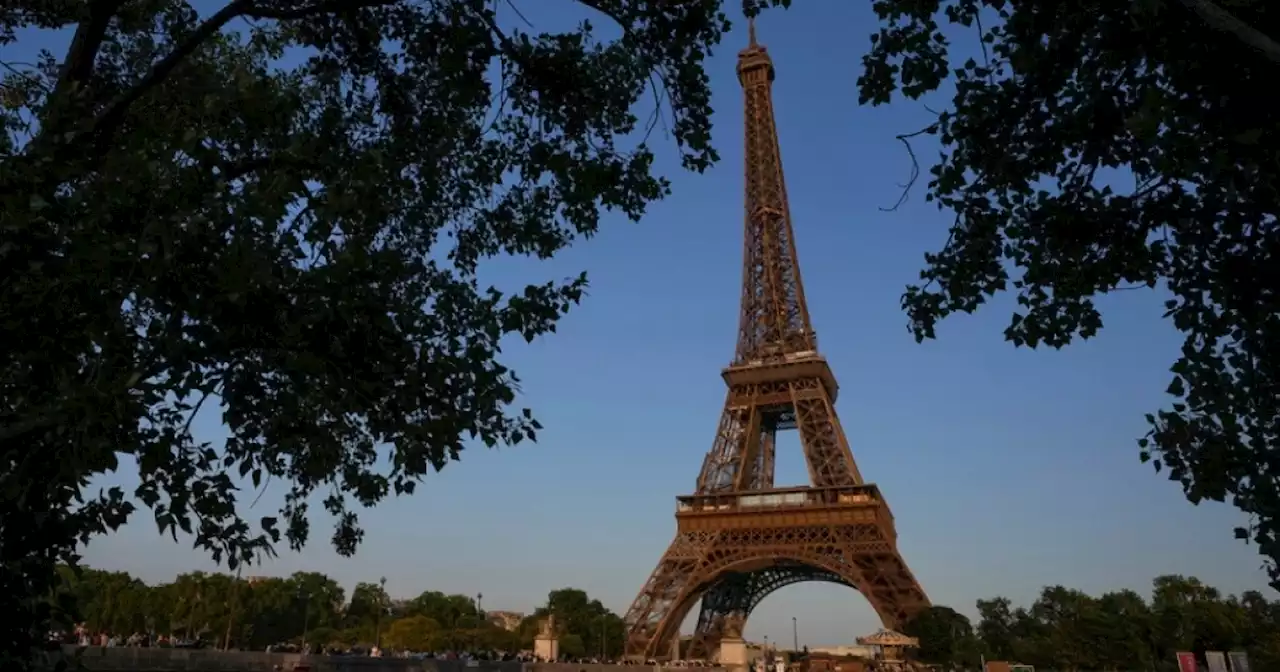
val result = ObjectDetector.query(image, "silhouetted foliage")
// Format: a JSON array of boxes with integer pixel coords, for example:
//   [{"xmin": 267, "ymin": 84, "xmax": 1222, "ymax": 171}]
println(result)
[
  {"xmin": 57, "ymin": 567, "xmax": 1279, "ymax": 670},
  {"xmin": 858, "ymin": 0, "xmax": 1280, "ymax": 585},
  {"xmin": 50, "ymin": 566, "xmax": 549, "ymax": 653},
  {"xmin": 900, "ymin": 605, "xmax": 980, "ymax": 667},
  {"xmin": 517, "ymin": 588, "xmax": 627, "ymax": 659},
  {"xmin": 907, "ymin": 575, "xmax": 1277, "ymax": 671},
  {"xmin": 0, "ymin": 0, "xmax": 797, "ymax": 667}
]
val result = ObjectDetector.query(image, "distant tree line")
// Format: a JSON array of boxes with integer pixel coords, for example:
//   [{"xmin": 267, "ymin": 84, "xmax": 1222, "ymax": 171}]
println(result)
[
  {"xmin": 904, "ymin": 575, "xmax": 1279, "ymax": 671},
  {"xmin": 51, "ymin": 567, "xmax": 625, "ymax": 658},
  {"xmin": 54, "ymin": 567, "xmax": 1278, "ymax": 669}
]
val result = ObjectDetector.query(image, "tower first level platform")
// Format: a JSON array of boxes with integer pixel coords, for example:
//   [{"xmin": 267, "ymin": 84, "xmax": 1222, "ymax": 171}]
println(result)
[
  {"xmin": 621, "ymin": 485, "xmax": 928, "ymax": 660},
  {"xmin": 671, "ymin": 485, "xmax": 923, "ymax": 615},
  {"xmin": 676, "ymin": 484, "xmax": 889, "ymax": 538}
]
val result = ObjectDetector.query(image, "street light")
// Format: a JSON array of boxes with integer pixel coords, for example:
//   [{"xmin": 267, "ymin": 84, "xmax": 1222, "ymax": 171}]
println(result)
[
  {"xmin": 298, "ymin": 587, "xmax": 312, "ymax": 650},
  {"xmin": 373, "ymin": 577, "xmax": 387, "ymax": 654},
  {"xmin": 224, "ymin": 567, "xmax": 243, "ymax": 650},
  {"xmin": 792, "ymin": 616, "xmax": 798, "ymax": 652}
]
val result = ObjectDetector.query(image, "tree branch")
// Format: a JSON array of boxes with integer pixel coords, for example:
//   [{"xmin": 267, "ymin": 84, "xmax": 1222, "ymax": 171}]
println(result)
[
  {"xmin": 54, "ymin": 0, "xmax": 128, "ymax": 99},
  {"xmin": 245, "ymin": 0, "xmax": 397, "ymax": 21},
  {"xmin": 57, "ymin": 0, "xmax": 397, "ymax": 168},
  {"xmin": 1177, "ymin": 0, "xmax": 1280, "ymax": 64},
  {"xmin": 84, "ymin": 0, "xmax": 254, "ymax": 153},
  {"xmin": 36, "ymin": 0, "xmax": 128, "ymax": 140},
  {"xmin": 881, "ymin": 122, "xmax": 937, "ymax": 212},
  {"xmin": 219, "ymin": 154, "xmax": 323, "ymax": 181}
]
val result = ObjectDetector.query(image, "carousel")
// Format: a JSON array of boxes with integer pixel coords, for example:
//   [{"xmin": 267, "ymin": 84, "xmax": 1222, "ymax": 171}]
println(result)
[{"xmin": 854, "ymin": 629, "xmax": 923, "ymax": 671}]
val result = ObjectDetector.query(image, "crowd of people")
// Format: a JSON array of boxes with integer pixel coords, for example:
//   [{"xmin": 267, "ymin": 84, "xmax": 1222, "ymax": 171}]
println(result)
[
  {"xmin": 47, "ymin": 627, "xmax": 203, "ymax": 649},
  {"xmin": 49, "ymin": 627, "xmax": 755, "ymax": 668}
]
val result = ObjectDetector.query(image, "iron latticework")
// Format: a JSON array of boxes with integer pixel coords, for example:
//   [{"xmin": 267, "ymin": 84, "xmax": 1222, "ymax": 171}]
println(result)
[{"xmin": 620, "ymin": 21, "xmax": 930, "ymax": 661}]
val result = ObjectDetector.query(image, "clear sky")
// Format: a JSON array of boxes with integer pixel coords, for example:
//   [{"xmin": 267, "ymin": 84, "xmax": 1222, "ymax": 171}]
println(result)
[{"xmin": 24, "ymin": 0, "xmax": 1266, "ymax": 649}]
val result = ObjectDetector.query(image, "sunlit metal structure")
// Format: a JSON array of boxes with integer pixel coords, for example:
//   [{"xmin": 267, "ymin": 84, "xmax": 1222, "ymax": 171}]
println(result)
[{"xmin": 621, "ymin": 19, "xmax": 930, "ymax": 661}]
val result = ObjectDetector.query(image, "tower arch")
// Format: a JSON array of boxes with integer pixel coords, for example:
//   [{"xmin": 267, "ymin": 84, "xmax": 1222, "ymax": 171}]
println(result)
[
  {"xmin": 684, "ymin": 561, "xmax": 853, "ymax": 659},
  {"xmin": 619, "ymin": 16, "xmax": 931, "ymax": 661},
  {"xmin": 636, "ymin": 545, "xmax": 910, "ymax": 660}
]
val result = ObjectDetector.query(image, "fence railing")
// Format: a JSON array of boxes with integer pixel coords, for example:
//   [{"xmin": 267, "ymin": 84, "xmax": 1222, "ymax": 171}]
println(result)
[{"xmin": 41, "ymin": 648, "xmax": 728, "ymax": 672}]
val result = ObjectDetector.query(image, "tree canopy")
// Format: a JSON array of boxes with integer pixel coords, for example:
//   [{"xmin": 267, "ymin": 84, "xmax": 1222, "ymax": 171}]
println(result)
[
  {"xmin": 51, "ymin": 566, "xmax": 1279, "ymax": 670},
  {"xmin": 902, "ymin": 575, "xmax": 1278, "ymax": 671},
  {"xmin": 47, "ymin": 567, "xmax": 624, "ymax": 657},
  {"xmin": 858, "ymin": 0, "xmax": 1280, "ymax": 581},
  {"xmin": 47, "ymin": 563, "xmax": 519, "ymax": 652},
  {"xmin": 514, "ymin": 587, "xmax": 627, "ymax": 660},
  {"xmin": 0, "ymin": 0, "xmax": 791, "ymax": 667}
]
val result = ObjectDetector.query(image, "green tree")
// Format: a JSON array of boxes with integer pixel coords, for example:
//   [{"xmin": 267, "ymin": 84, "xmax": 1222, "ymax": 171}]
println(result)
[
  {"xmin": 0, "ymin": 0, "xmax": 783, "ymax": 666},
  {"xmin": 1005, "ymin": 605, "xmax": 1043, "ymax": 667},
  {"xmin": 50, "ymin": 564, "xmax": 1280, "ymax": 669},
  {"xmin": 235, "ymin": 573, "xmax": 344, "ymax": 649},
  {"xmin": 304, "ymin": 625, "xmax": 339, "ymax": 650},
  {"xmin": 242, "ymin": 577, "xmax": 298, "ymax": 648},
  {"xmin": 345, "ymin": 580, "xmax": 389, "ymax": 631},
  {"xmin": 559, "ymin": 632, "xmax": 587, "ymax": 659},
  {"xmin": 517, "ymin": 613, "xmax": 544, "ymax": 650},
  {"xmin": 405, "ymin": 591, "xmax": 480, "ymax": 632},
  {"xmin": 383, "ymin": 615, "xmax": 442, "ymax": 653},
  {"xmin": 168, "ymin": 572, "xmax": 209, "ymax": 638},
  {"xmin": 549, "ymin": 588, "xmax": 626, "ymax": 658},
  {"xmin": 57, "ymin": 567, "xmax": 152, "ymax": 635},
  {"xmin": 517, "ymin": 588, "xmax": 626, "ymax": 658},
  {"xmin": 47, "ymin": 567, "xmax": 343, "ymax": 649},
  {"xmin": 596, "ymin": 609, "xmax": 627, "ymax": 660},
  {"xmin": 971, "ymin": 574, "xmax": 1278, "ymax": 671},
  {"xmin": 901, "ymin": 605, "xmax": 980, "ymax": 667},
  {"xmin": 1095, "ymin": 589, "xmax": 1157, "ymax": 670},
  {"xmin": 473, "ymin": 622, "xmax": 520, "ymax": 651},
  {"xmin": 1239, "ymin": 589, "xmax": 1280, "ymax": 647},
  {"xmin": 858, "ymin": 0, "xmax": 1280, "ymax": 583},
  {"xmin": 1025, "ymin": 586, "xmax": 1109, "ymax": 669},
  {"xmin": 1151, "ymin": 574, "xmax": 1221, "ymax": 658},
  {"xmin": 974, "ymin": 597, "xmax": 1016, "ymax": 661},
  {"xmin": 290, "ymin": 571, "xmax": 346, "ymax": 634}
]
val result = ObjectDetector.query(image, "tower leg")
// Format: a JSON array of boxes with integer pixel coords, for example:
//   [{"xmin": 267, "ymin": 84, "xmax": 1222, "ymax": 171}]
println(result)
[
  {"xmin": 622, "ymin": 526, "xmax": 930, "ymax": 661},
  {"xmin": 622, "ymin": 531, "xmax": 714, "ymax": 660}
]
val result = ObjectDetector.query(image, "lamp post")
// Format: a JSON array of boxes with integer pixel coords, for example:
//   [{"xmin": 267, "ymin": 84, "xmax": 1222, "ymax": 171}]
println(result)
[
  {"xmin": 373, "ymin": 577, "xmax": 387, "ymax": 654},
  {"xmin": 299, "ymin": 587, "xmax": 312, "ymax": 650},
  {"xmin": 224, "ymin": 567, "xmax": 243, "ymax": 650},
  {"xmin": 477, "ymin": 592, "xmax": 485, "ymax": 649},
  {"xmin": 792, "ymin": 617, "xmax": 798, "ymax": 652}
]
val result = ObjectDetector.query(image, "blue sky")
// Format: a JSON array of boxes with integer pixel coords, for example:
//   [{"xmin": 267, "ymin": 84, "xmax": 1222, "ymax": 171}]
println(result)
[{"xmin": 20, "ymin": 0, "xmax": 1267, "ymax": 649}]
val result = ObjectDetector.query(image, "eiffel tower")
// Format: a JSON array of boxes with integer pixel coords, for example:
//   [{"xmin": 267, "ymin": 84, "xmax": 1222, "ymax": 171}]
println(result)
[{"xmin": 620, "ymin": 19, "xmax": 931, "ymax": 661}]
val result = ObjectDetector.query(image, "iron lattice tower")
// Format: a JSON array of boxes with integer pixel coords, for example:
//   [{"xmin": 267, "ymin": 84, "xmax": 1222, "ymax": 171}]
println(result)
[{"xmin": 620, "ymin": 20, "xmax": 930, "ymax": 661}]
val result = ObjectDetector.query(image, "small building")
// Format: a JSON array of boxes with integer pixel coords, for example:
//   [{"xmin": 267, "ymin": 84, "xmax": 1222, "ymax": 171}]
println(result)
[
  {"xmin": 806, "ymin": 650, "xmax": 869, "ymax": 672},
  {"xmin": 486, "ymin": 610, "xmax": 525, "ymax": 631}
]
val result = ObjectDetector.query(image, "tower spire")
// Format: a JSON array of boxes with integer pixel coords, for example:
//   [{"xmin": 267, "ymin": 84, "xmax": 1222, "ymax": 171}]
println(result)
[
  {"xmin": 734, "ymin": 14, "xmax": 814, "ymax": 364},
  {"xmin": 618, "ymin": 30, "xmax": 931, "ymax": 664},
  {"xmin": 747, "ymin": 16, "xmax": 757, "ymax": 46}
]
